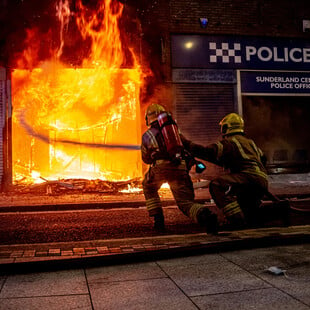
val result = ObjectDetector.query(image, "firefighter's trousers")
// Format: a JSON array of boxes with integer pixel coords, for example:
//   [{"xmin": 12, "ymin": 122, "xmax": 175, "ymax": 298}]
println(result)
[
  {"xmin": 142, "ymin": 160, "xmax": 206, "ymax": 222},
  {"xmin": 209, "ymin": 172, "xmax": 268, "ymax": 226}
]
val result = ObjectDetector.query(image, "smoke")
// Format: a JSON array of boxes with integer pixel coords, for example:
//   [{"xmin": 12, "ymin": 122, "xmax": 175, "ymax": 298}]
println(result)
[
  {"xmin": 1, "ymin": 0, "xmax": 58, "ymax": 68},
  {"xmin": 18, "ymin": 110, "xmax": 141, "ymax": 150}
]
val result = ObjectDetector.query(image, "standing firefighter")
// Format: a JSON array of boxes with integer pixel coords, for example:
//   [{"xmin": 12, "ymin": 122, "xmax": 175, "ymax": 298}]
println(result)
[
  {"xmin": 141, "ymin": 103, "xmax": 218, "ymax": 233},
  {"xmin": 182, "ymin": 113, "xmax": 268, "ymax": 229}
]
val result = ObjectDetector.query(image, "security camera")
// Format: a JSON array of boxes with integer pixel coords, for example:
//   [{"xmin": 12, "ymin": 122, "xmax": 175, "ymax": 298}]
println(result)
[{"xmin": 199, "ymin": 18, "xmax": 208, "ymax": 28}]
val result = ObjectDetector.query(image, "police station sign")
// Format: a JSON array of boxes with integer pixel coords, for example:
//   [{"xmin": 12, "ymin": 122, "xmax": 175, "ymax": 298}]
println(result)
[
  {"xmin": 241, "ymin": 71, "xmax": 310, "ymax": 94},
  {"xmin": 171, "ymin": 35, "xmax": 310, "ymax": 71}
]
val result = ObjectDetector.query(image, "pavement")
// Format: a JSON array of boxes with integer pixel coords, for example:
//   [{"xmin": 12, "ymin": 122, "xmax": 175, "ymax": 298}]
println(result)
[
  {"xmin": 0, "ymin": 235, "xmax": 309, "ymax": 309},
  {"xmin": 0, "ymin": 173, "xmax": 309, "ymax": 309}
]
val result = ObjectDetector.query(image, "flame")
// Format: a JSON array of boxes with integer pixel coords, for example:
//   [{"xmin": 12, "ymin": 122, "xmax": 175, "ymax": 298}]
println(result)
[
  {"xmin": 76, "ymin": 0, "xmax": 125, "ymax": 68},
  {"xmin": 12, "ymin": 0, "xmax": 143, "ymax": 185},
  {"xmin": 119, "ymin": 184, "xmax": 142, "ymax": 194},
  {"xmin": 160, "ymin": 182, "xmax": 170, "ymax": 190}
]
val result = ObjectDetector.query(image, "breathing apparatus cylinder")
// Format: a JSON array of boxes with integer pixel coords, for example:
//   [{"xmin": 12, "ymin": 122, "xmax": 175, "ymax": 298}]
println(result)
[{"xmin": 157, "ymin": 112, "xmax": 184, "ymax": 160}]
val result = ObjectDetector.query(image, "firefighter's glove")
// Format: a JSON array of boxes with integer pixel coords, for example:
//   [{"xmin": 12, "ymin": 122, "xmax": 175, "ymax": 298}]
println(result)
[
  {"xmin": 171, "ymin": 154, "xmax": 182, "ymax": 166},
  {"xmin": 183, "ymin": 151, "xmax": 196, "ymax": 170}
]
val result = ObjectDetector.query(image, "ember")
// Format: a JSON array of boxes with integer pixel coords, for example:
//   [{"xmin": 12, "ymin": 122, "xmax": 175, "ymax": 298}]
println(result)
[{"xmin": 11, "ymin": 0, "xmax": 143, "ymax": 186}]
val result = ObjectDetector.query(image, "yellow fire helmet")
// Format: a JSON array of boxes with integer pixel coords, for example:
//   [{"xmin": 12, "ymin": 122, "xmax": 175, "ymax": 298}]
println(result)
[
  {"xmin": 219, "ymin": 113, "xmax": 244, "ymax": 136},
  {"xmin": 145, "ymin": 103, "xmax": 166, "ymax": 126}
]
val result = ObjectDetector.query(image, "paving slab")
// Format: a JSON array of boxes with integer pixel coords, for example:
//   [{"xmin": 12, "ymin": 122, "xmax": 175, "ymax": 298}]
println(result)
[
  {"xmin": 256, "ymin": 262, "xmax": 310, "ymax": 306},
  {"xmin": 86, "ymin": 262, "xmax": 166, "ymax": 283},
  {"xmin": 157, "ymin": 253, "xmax": 226, "ymax": 267},
  {"xmin": 221, "ymin": 244, "xmax": 310, "ymax": 271},
  {"xmin": 0, "ymin": 295, "xmax": 92, "ymax": 310},
  {"xmin": 191, "ymin": 287, "xmax": 310, "ymax": 310},
  {"xmin": 221, "ymin": 244, "xmax": 310, "ymax": 306},
  {"xmin": 159, "ymin": 257, "xmax": 270, "ymax": 296},
  {"xmin": 88, "ymin": 277, "xmax": 197, "ymax": 310},
  {"xmin": 0, "ymin": 269, "xmax": 88, "ymax": 298}
]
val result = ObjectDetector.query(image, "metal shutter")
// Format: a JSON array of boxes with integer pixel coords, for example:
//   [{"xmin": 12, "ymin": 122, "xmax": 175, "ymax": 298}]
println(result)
[
  {"xmin": 174, "ymin": 83, "xmax": 235, "ymax": 144},
  {"xmin": 174, "ymin": 83, "xmax": 235, "ymax": 178}
]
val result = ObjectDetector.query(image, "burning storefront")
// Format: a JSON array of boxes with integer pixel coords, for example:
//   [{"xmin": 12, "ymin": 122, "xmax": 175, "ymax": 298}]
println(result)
[{"xmin": 0, "ymin": 0, "xmax": 150, "ymax": 193}]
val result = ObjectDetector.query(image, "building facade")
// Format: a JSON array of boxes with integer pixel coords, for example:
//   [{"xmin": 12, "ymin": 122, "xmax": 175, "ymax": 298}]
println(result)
[{"xmin": 135, "ymin": 0, "xmax": 310, "ymax": 175}]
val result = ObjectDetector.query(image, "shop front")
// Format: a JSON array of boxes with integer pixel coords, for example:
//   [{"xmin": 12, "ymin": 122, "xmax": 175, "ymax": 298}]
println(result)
[{"xmin": 171, "ymin": 34, "xmax": 310, "ymax": 174}]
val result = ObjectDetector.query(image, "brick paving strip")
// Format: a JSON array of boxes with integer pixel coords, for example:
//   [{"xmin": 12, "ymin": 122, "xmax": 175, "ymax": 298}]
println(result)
[{"xmin": 0, "ymin": 225, "xmax": 309, "ymax": 272}]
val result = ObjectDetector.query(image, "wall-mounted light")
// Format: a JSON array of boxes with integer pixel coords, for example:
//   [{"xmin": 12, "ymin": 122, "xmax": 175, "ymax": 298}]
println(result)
[
  {"xmin": 199, "ymin": 18, "xmax": 208, "ymax": 29},
  {"xmin": 303, "ymin": 20, "xmax": 310, "ymax": 33},
  {"xmin": 184, "ymin": 41, "xmax": 194, "ymax": 49}
]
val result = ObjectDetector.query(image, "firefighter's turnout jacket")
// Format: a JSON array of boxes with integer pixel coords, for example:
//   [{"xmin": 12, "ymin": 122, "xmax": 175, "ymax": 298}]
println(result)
[
  {"xmin": 181, "ymin": 133, "xmax": 268, "ymax": 226},
  {"xmin": 141, "ymin": 121, "xmax": 207, "ymax": 223}
]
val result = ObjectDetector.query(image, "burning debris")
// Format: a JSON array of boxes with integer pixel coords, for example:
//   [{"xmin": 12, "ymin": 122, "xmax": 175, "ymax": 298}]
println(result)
[{"xmin": 12, "ymin": 177, "xmax": 143, "ymax": 195}]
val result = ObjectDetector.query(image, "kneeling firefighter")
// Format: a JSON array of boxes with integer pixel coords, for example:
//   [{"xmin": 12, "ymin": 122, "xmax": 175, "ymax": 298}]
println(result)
[
  {"xmin": 141, "ymin": 103, "xmax": 218, "ymax": 233},
  {"xmin": 181, "ymin": 113, "xmax": 269, "ymax": 229}
]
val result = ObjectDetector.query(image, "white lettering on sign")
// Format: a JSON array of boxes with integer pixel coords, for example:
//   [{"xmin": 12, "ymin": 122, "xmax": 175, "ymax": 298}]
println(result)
[
  {"xmin": 301, "ymin": 77, "xmax": 310, "ymax": 82},
  {"xmin": 294, "ymin": 83, "xmax": 310, "ymax": 89},
  {"xmin": 246, "ymin": 46, "xmax": 256, "ymax": 61},
  {"xmin": 256, "ymin": 76, "xmax": 299, "ymax": 83},
  {"xmin": 273, "ymin": 47, "xmax": 289, "ymax": 62},
  {"xmin": 258, "ymin": 47, "xmax": 273, "ymax": 61},
  {"xmin": 303, "ymin": 49, "xmax": 310, "ymax": 62},
  {"xmin": 245, "ymin": 46, "xmax": 310, "ymax": 63},
  {"xmin": 289, "ymin": 48, "xmax": 302, "ymax": 62},
  {"xmin": 255, "ymin": 74, "xmax": 310, "ymax": 90},
  {"xmin": 270, "ymin": 83, "xmax": 293, "ymax": 89}
]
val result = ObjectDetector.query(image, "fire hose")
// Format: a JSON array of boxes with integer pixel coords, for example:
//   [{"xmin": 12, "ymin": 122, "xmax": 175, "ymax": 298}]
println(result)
[{"xmin": 19, "ymin": 111, "xmax": 141, "ymax": 150}]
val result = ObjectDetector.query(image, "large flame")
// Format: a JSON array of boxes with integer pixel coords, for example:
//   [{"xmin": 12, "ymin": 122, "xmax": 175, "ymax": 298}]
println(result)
[{"xmin": 12, "ymin": 0, "xmax": 143, "ymax": 184}]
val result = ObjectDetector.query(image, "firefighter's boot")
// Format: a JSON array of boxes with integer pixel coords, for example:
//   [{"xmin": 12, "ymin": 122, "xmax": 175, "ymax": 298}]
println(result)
[
  {"xmin": 258, "ymin": 199, "xmax": 291, "ymax": 227},
  {"xmin": 197, "ymin": 208, "xmax": 218, "ymax": 235},
  {"xmin": 153, "ymin": 214, "xmax": 165, "ymax": 231},
  {"xmin": 225, "ymin": 212, "xmax": 246, "ymax": 231}
]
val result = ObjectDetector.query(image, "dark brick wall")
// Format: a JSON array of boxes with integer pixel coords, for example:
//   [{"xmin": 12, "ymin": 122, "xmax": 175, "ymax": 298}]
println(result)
[{"xmin": 168, "ymin": 0, "xmax": 309, "ymax": 36}]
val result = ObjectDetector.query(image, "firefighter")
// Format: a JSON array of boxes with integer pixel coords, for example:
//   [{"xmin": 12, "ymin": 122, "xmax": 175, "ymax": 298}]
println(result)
[
  {"xmin": 141, "ymin": 103, "xmax": 218, "ymax": 233},
  {"xmin": 181, "ymin": 113, "xmax": 268, "ymax": 229}
]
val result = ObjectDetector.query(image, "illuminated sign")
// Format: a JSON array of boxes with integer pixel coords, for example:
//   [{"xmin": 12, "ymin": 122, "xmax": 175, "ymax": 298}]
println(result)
[
  {"xmin": 171, "ymin": 35, "xmax": 310, "ymax": 70},
  {"xmin": 241, "ymin": 71, "xmax": 310, "ymax": 94}
]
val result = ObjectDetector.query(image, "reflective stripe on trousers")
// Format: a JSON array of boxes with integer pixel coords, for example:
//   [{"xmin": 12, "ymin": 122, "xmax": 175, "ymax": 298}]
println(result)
[
  {"xmin": 145, "ymin": 197, "xmax": 162, "ymax": 216},
  {"xmin": 223, "ymin": 201, "xmax": 242, "ymax": 217}
]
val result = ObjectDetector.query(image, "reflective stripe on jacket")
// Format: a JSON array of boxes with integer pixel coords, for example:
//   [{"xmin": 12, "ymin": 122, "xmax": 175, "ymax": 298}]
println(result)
[
  {"xmin": 218, "ymin": 134, "xmax": 267, "ymax": 180},
  {"xmin": 141, "ymin": 122, "xmax": 169, "ymax": 164}
]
